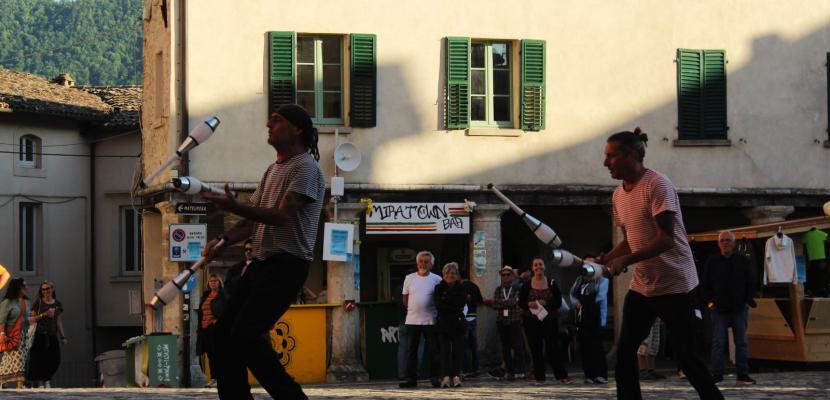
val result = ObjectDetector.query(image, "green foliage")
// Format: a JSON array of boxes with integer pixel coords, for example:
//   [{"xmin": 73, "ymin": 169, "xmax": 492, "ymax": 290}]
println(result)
[{"xmin": 0, "ymin": 0, "xmax": 143, "ymax": 86}]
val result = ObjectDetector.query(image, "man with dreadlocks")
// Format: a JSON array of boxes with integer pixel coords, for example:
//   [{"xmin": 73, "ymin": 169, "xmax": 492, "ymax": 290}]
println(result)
[{"xmin": 202, "ymin": 104, "xmax": 324, "ymax": 400}]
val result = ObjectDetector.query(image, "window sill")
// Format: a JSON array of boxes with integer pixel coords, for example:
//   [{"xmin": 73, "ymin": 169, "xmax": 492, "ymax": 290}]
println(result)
[
  {"xmin": 13, "ymin": 165, "xmax": 46, "ymax": 178},
  {"xmin": 672, "ymin": 139, "xmax": 731, "ymax": 147},
  {"xmin": 318, "ymin": 126, "xmax": 352, "ymax": 135},
  {"xmin": 110, "ymin": 275, "xmax": 142, "ymax": 283},
  {"xmin": 465, "ymin": 128, "xmax": 522, "ymax": 137}
]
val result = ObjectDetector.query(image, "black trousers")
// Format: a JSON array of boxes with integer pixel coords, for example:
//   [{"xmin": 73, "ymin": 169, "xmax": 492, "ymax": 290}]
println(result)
[
  {"xmin": 438, "ymin": 331, "xmax": 464, "ymax": 378},
  {"xmin": 616, "ymin": 290, "xmax": 722, "ymax": 400},
  {"xmin": 577, "ymin": 307, "xmax": 607, "ymax": 380},
  {"xmin": 213, "ymin": 254, "xmax": 310, "ymax": 400},
  {"xmin": 523, "ymin": 316, "xmax": 568, "ymax": 381},
  {"xmin": 497, "ymin": 321, "xmax": 526, "ymax": 375},
  {"xmin": 405, "ymin": 324, "xmax": 439, "ymax": 381}
]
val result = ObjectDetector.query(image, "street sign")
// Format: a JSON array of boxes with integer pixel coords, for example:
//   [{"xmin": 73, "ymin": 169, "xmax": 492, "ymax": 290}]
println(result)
[
  {"xmin": 169, "ymin": 224, "xmax": 207, "ymax": 262},
  {"xmin": 175, "ymin": 202, "xmax": 211, "ymax": 215}
]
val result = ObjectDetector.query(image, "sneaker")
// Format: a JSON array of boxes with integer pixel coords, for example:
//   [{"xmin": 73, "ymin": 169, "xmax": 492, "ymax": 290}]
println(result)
[
  {"xmin": 488, "ymin": 368, "xmax": 505, "ymax": 380},
  {"xmin": 593, "ymin": 377, "xmax": 608, "ymax": 384},
  {"xmin": 678, "ymin": 370, "xmax": 687, "ymax": 379},
  {"xmin": 452, "ymin": 376, "xmax": 463, "ymax": 387},
  {"xmin": 398, "ymin": 379, "xmax": 417, "ymax": 388},
  {"xmin": 441, "ymin": 376, "xmax": 451, "ymax": 388},
  {"xmin": 736, "ymin": 374, "xmax": 756, "ymax": 385},
  {"xmin": 647, "ymin": 370, "xmax": 667, "ymax": 380},
  {"xmin": 584, "ymin": 378, "xmax": 595, "ymax": 384},
  {"xmin": 712, "ymin": 374, "xmax": 723, "ymax": 384}
]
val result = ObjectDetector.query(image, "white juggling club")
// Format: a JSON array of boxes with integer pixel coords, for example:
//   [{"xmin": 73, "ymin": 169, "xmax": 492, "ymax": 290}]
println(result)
[
  {"xmin": 149, "ymin": 239, "xmax": 225, "ymax": 309},
  {"xmin": 141, "ymin": 117, "xmax": 221, "ymax": 188},
  {"xmin": 171, "ymin": 176, "xmax": 225, "ymax": 196},
  {"xmin": 551, "ymin": 249, "xmax": 607, "ymax": 281},
  {"xmin": 488, "ymin": 183, "xmax": 562, "ymax": 248}
]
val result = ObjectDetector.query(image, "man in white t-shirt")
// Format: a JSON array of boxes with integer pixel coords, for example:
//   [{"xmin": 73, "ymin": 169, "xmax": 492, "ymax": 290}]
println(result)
[{"xmin": 399, "ymin": 250, "xmax": 443, "ymax": 388}]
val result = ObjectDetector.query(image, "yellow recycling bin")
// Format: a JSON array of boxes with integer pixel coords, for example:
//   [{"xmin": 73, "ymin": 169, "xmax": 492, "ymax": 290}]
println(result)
[{"xmin": 206, "ymin": 304, "xmax": 338, "ymax": 384}]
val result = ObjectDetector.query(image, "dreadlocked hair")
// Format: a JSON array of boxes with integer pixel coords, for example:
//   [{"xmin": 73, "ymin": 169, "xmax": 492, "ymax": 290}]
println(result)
[{"xmin": 303, "ymin": 127, "xmax": 320, "ymax": 161}]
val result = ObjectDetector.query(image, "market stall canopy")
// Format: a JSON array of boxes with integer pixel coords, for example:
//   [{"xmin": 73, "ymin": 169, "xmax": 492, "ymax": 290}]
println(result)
[{"xmin": 688, "ymin": 215, "xmax": 830, "ymax": 242}]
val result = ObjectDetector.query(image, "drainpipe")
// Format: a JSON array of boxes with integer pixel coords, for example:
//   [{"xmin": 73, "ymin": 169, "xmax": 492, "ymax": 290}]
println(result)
[{"xmin": 87, "ymin": 127, "xmax": 99, "ymax": 371}]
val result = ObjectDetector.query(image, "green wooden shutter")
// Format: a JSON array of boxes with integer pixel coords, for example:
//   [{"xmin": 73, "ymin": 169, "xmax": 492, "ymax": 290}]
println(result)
[
  {"xmin": 521, "ymin": 39, "xmax": 545, "ymax": 131},
  {"xmin": 350, "ymin": 34, "xmax": 377, "ymax": 127},
  {"xmin": 268, "ymin": 31, "xmax": 295, "ymax": 114},
  {"xmin": 677, "ymin": 49, "xmax": 702, "ymax": 138},
  {"xmin": 446, "ymin": 37, "xmax": 470, "ymax": 129},
  {"xmin": 677, "ymin": 49, "xmax": 726, "ymax": 139},
  {"xmin": 702, "ymin": 50, "xmax": 726, "ymax": 137}
]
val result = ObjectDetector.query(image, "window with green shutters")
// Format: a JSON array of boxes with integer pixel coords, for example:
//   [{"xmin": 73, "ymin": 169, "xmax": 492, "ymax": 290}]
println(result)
[
  {"xmin": 268, "ymin": 32, "xmax": 376, "ymax": 127},
  {"xmin": 677, "ymin": 49, "xmax": 727, "ymax": 139},
  {"xmin": 445, "ymin": 37, "xmax": 545, "ymax": 131}
]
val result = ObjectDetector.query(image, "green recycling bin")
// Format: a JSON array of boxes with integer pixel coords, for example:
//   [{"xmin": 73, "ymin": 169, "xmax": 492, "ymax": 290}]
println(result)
[
  {"xmin": 359, "ymin": 302, "xmax": 401, "ymax": 379},
  {"xmin": 123, "ymin": 333, "xmax": 180, "ymax": 387}
]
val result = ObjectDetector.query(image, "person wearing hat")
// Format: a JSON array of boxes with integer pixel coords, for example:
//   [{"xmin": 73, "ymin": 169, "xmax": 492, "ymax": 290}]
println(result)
[
  {"xmin": 486, "ymin": 265, "xmax": 527, "ymax": 381},
  {"xmin": 202, "ymin": 104, "xmax": 325, "ymax": 400}
]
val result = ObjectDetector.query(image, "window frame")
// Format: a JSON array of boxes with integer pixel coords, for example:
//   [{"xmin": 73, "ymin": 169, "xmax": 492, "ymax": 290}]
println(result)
[
  {"xmin": 120, "ymin": 206, "xmax": 142, "ymax": 275},
  {"xmin": 19, "ymin": 202, "xmax": 40, "ymax": 274},
  {"xmin": 295, "ymin": 34, "xmax": 344, "ymax": 126},
  {"xmin": 18, "ymin": 134, "xmax": 40, "ymax": 168},
  {"xmin": 676, "ymin": 48, "xmax": 728, "ymax": 140},
  {"xmin": 469, "ymin": 40, "xmax": 513, "ymax": 128}
]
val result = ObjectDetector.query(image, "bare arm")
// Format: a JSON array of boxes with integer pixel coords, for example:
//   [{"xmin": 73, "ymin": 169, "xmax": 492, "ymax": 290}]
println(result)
[
  {"xmin": 605, "ymin": 211, "xmax": 675, "ymax": 275},
  {"xmin": 57, "ymin": 314, "xmax": 66, "ymax": 340},
  {"xmin": 0, "ymin": 269, "xmax": 9, "ymax": 290}
]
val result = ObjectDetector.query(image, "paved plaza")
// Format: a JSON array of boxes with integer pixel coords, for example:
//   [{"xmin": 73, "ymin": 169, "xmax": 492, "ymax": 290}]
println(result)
[{"xmin": 0, "ymin": 371, "xmax": 827, "ymax": 399}]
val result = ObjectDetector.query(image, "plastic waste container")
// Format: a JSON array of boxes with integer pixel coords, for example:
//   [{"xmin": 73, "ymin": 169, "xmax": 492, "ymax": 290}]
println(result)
[
  {"xmin": 123, "ymin": 333, "xmax": 180, "ymax": 387},
  {"xmin": 94, "ymin": 349, "xmax": 126, "ymax": 387}
]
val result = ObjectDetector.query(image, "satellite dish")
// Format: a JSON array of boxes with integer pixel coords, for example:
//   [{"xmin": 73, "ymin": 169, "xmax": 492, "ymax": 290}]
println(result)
[{"xmin": 334, "ymin": 142, "xmax": 361, "ymax": 172}]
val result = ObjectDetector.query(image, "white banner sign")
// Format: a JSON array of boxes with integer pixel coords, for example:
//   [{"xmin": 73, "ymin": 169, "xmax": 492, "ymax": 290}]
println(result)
[{"xmin": 366, "ymin": 203, "xmax": 470, "ymax": 235}]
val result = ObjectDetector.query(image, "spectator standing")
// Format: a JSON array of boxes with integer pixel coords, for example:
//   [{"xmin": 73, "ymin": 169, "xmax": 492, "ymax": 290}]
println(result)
[
  {"xmin": 197, "ymin": 274, "xmax": 225, "ymax": 388},
  {"xmin": 460, "ymin": 268, "xmax": 483, "ymax": 378},
  {"xmin": 1, "ymin": 279, "xmax": 51, "ymax": 388},
  {"xmin": 519, "ymin": 257, "xmax": 571, "ymax": 385},
  {"xmin": 489, "ymin": 266, "xmax": 526, "ymax": 381},
  {"xmin": 433, "ymin": 262, "xmax": 467, "ymax": 388},
  {"xmin": 701, "ymin": 230, "xmax": 757, "ymax": 385},
  {"xmin": 570, "ymin": 274, "xmax": 609, "ymax": 384},
  {"xmin": 26, "ymin": 280, "xmax": 65, "ymax": 388},
  {"xmin": 399, "ymin": 251, "xmax": 443, "ymax": 388}
]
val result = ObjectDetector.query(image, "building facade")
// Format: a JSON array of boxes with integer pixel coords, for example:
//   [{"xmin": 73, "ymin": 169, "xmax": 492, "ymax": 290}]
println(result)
[
  {"xmin": 0, "ymin": 69, "xmax": 142, "ymax": 386},
  {"xmin": 140, "ymin": 0, "xmax": 830, "ymax": 381}
]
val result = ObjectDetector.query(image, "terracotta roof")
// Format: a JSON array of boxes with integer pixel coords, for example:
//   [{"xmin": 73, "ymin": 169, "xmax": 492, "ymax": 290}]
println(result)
[
  {"xmin": 0, "ymin": 68, "xmax": 112, "ymax": 120},
  {"xmin": 81, "ymin": 86, "xmax": 141, "ymax": 128}
]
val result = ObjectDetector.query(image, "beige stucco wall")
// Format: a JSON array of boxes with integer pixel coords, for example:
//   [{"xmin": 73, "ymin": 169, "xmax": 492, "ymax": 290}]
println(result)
[
  {"xmin": 94, "ymin": 132, "xmax": 143, "ymax": 327},
  {"xmin": 0, "ymin": 114, "xmax": 94, "ymax": 384},
  {"xmin": 169, "ymin": 0, "xmax": 830, "ymax": 190}
]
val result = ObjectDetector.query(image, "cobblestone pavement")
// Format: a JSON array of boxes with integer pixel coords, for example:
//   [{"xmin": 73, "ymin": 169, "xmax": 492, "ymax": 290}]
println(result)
[{"xmin": 0, "ymin": 371, "xmax": 827, "ymax": 399}]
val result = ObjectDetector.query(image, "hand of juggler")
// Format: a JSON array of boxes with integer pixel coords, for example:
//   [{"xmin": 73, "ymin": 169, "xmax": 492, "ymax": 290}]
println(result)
[
  {"xmin": 201, "ymin": 184, "xmax": 237, "ymax": 212},
  {"xmin": 201, "ymin": 237, "xmax": 227, "ymax": 259}
]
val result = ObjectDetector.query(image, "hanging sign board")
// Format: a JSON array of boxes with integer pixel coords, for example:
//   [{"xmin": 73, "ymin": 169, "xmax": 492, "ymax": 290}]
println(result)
[
  {"xmin": 366, "ymin": 203, "xmax": 470, "ymax": 234},
  {"xmin": 169, "ymin": 224, "xmax": 207, "ymax": 262}
]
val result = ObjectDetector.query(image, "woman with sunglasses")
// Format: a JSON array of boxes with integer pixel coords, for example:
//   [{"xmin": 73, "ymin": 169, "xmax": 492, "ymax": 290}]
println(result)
[
  {"xmin": 0, "ymin": 279, "xmax": 52, "ymax": 388},
  {"xmin": 26, "ymin": 280, "xmax": 65, "ymax": 388}
]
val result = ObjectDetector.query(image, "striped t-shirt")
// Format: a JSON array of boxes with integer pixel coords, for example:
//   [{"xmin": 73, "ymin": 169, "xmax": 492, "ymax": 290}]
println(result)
[
  {"xmin": 249, "ymin": 152, "xmax": 325, "ymax": 261},
  {"xmin": 612, "ymin": 169, "xmax": 698, "ymax": 297}
]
